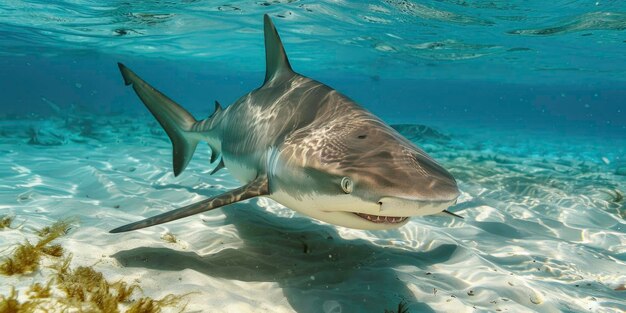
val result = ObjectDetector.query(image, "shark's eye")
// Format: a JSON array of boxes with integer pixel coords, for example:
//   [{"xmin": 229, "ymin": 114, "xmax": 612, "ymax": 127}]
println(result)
[{"xmin": 340, "ymin": 177, "xmax": 353, "ymax": 194}]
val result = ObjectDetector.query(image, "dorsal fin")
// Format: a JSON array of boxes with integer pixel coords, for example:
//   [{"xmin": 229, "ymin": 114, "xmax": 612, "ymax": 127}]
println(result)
[{"xmin": 263, "ymin": 14, "xmax": 294, "ymax": 84}]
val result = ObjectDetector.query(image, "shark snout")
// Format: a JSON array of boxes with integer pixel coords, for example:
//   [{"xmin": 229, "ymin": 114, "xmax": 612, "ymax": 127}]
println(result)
[
  {"xmin": 378, "ymin": 156, "xmax": 459, "ymax": 216},
  {"xmin": 417, "ymin": 167, "xmax": 460, "ymax": 202},
  {"xmin": 391, "ymin": 151, "xmax": 460, "ymax": 203},
  {"xmin": 348, "ymin": 156, "xmax": 459, "ymax": 218}
]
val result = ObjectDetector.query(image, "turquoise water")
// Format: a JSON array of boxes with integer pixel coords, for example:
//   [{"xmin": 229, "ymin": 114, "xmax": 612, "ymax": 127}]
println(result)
[{"xmin": 1, "ymin": 1, "xmax": 626, "ymax": 312}]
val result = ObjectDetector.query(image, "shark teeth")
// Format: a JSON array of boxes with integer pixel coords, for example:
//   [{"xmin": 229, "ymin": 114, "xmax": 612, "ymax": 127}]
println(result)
[{"xmin": 354, "ymin": 213, "xmax": 408, "ymax": 224}]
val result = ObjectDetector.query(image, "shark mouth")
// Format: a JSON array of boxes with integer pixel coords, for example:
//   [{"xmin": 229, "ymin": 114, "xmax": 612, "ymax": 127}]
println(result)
[{"xmin": 353, "ymin": 213, "xmax": 408, "ymax": 224}]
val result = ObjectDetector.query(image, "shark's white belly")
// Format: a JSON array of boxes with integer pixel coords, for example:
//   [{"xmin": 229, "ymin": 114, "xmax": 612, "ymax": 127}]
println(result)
[{"xmin": 223, "ymin": 156, "xmax": 258, "ymax": 184}]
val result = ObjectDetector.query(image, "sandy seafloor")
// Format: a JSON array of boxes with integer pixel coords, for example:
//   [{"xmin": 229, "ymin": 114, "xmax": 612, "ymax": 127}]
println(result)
[{"xmin": 0, "ymin": 114, "xmax": 625, "ymax": 313}]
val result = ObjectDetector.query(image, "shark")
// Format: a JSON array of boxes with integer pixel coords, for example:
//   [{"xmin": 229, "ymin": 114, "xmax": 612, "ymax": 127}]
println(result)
[{"xmin": 110, "ymin": 14, "xmax": 460, "ymax": 233}]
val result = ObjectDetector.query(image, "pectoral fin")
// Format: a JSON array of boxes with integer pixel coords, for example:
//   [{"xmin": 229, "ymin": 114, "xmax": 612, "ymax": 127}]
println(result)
[{"xmin": 110, "ymin": 175, "xmax": 269, "ymax": 233}]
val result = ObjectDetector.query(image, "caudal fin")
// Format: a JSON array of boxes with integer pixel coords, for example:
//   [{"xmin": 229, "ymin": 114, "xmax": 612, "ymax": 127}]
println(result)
[{"xmin": 118, "ymin": 63, "xmax": 199, "ymax": 176}]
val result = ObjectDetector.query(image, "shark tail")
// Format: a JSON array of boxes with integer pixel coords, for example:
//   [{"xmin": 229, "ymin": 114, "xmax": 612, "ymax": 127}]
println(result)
[{"xmin": 118, "ymin": 63, "xmax": 200, "ymax": 176}]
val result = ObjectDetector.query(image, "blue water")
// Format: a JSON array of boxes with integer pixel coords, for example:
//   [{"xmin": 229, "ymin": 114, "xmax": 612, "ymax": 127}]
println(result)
[{"xmin": 1, "ymin": 1, "xmax": 626, "ymax": 313}]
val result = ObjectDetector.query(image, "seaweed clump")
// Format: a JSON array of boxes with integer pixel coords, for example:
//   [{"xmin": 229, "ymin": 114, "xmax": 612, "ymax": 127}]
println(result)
[
  {"xmin": 161, "ymin": 232, "xmax": 177, "ymax": 243},
  {"xmin": 0, "ymin": 219, "xmax": 72, "ymax": 275},
  {"xmin": 56, "ymin": 264, "xmax": 137, "ymax": 312},
  {"xmin": 0, "ymin": 288, "xmax": 20, "ymax": 313},
  {"xmin": 0, "ymin": 284, "xmax": 55, "ymax": 313},
  {"xmin": 0, "ymin": 218, "xmax": 187, "ymax": 313},
  {"xmin": 35, "ymin": 218, "xmax": 73, "ymax": 239},
  {"xmin": 27, "ymin": 281, "xmax": 52, "ymax": 299},
  {"xmin": 0, "ymin": 288, "xmax": 35, "ymax": 313},
  {"xmin": 53, "ymin": 264, "xmax": 184, "ymax": 313},
  {"xmin": 0, "ymin": 215, "xmax": 14, "ymax": 229},
  {"xmin": 0, "ymin": 242, "xmax": 42, "ymax": 275},
  {"xmin": 125, "ymin": 295, "xmax": 184, "ymax": 313}
]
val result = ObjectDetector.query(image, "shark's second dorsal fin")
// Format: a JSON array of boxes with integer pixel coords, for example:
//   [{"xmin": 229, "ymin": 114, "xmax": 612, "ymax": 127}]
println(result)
[
  {"xmin": 263, "ymin": 14, "xmax": 294, "ymax": 84},
  {"xmin": 209, "ymin": 100, "xmax": 222, "ymax": 119}
]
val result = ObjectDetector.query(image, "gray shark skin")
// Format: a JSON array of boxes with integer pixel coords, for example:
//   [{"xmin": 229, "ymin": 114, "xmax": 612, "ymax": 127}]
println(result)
[{"xmin": 110, "ymin": 14, "xmax": 460, "ymax": 233}]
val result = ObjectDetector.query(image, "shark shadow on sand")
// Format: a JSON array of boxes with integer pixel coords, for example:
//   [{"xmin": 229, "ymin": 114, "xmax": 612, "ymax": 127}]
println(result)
[{"xmin": 112, "ymin": 194, "xmax": 455, "ymax": 313}]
